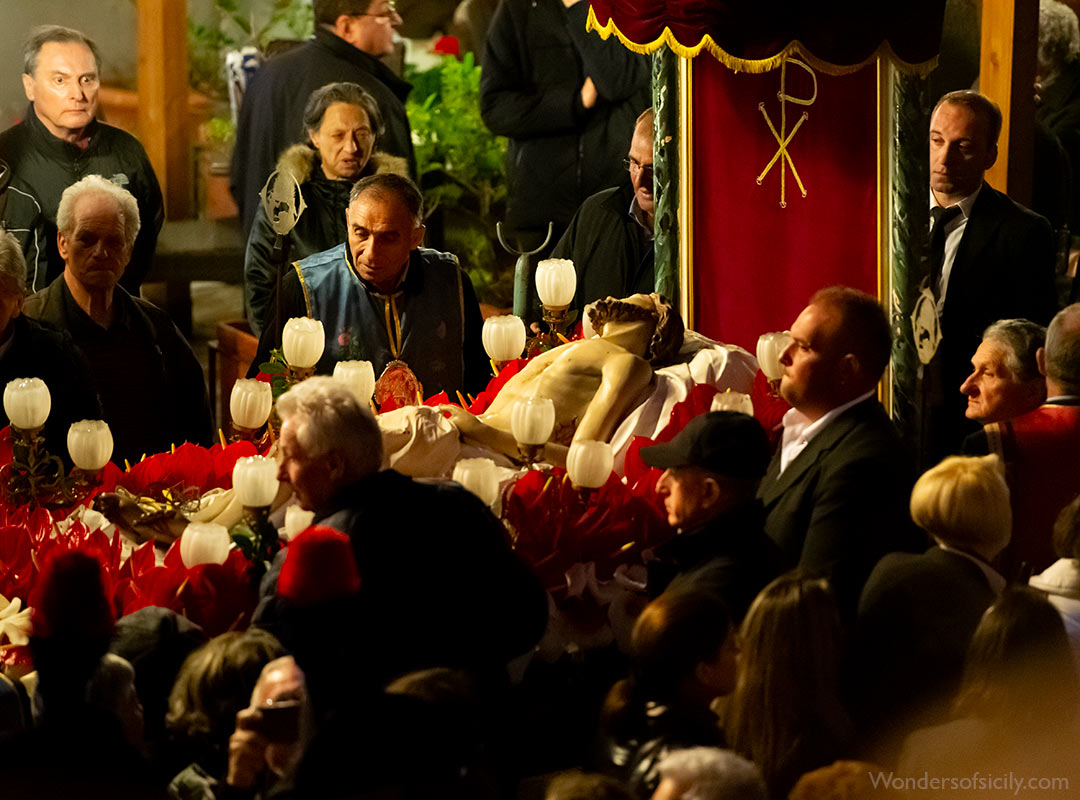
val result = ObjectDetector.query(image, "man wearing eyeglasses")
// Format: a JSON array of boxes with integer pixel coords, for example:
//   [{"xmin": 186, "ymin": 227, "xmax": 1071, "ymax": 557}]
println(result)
[
  {"xmin": 231, "ymin": 0, "xmax": 417, "ymax": 234},
  {"xmin": 550, "ymin": 108, "xmax": 656, "ymax": 314}
]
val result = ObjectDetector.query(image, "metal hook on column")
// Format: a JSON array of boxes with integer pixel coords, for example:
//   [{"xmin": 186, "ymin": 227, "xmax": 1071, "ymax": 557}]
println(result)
[{"xmin": 497, "ymin": 221, "xmax": 553, "ymax": 318}]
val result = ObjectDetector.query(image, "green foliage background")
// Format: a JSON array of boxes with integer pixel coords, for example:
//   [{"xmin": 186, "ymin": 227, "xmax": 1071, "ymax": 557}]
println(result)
[{"xmin": 407, "ymin": 53, "xmax": 513, "ymax": 308}]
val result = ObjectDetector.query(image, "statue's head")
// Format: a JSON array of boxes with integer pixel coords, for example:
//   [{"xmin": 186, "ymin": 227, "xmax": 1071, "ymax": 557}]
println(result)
[{"xmin": 588, "ymin": 293, "xmax": 684, "ymax": 367}]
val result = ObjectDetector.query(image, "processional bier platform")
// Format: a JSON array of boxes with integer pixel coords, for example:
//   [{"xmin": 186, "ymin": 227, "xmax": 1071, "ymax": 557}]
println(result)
[{"xmin": 586, "ymin": 0, "xmax": 949, "ymax": 440}]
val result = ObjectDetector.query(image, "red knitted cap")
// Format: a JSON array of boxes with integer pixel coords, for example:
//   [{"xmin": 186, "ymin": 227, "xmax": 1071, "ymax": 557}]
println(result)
[
  {"xmin": 277, "ymin": 525, "xmax": 362, "ymax": 607},
  {"xmin": 30, "ymin": 550, "xmax": 115, "ymax": 640}
]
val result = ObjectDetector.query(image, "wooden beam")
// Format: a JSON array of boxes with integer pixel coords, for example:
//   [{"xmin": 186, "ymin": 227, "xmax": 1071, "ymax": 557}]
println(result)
[
  {"xmin": 137, "ymin": 0, "xmax": 192, "ymax": 219},
  {"xmin": 980, "ymin": 0, "xmax": 1039, "ymax": 205}
]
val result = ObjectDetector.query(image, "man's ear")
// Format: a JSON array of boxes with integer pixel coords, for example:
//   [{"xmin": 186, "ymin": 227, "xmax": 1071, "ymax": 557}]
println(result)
[
  {"xmin": 325, "ymin": 449, "xmax": 348, "ymax": 485},
  {"xmin": 57, "ymin": 229, "xmax": 69, "ymax": 262},
  {"xmin": 410, "ymin": 223, "xmax": 426, "ymax": 250},
  {"xmin": 700, "ymin": 476, "xmax": 721, "ymax": 510},
  {"xmin": 1037, "ymin": 346, "xmax": 1047, "ymax": 377},
  {"xmin": 838, "ymin": 352, "xmax": 861, "ymax": 386},
  {"xmin": 331, "ymin": 14, "xmax": 354, "ymax": 38},
  {"xmin": 22, "ymin": 73, "xmax": 35, "ymax": 103},
  {"xmin": 985, "ymin": 142, "xmax": 999, "ymax": 171}
]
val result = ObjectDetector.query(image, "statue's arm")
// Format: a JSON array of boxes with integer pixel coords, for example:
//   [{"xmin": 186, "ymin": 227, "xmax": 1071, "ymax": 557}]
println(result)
[
  {"xmin": 440, "ymin": 406, "xmax": 569, "ymax": 466},
  {"xmin": 573, "ymin": 352, "xmax": 653, "ymax": 443}
]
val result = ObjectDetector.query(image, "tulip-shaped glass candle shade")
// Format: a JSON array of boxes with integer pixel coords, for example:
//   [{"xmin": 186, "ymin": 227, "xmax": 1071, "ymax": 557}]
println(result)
[
  {"xmin": 230, "ymin": 379, "xmax": 273, "ymax": 434},
  {"xmin": 4, "ymin": 377, "xmax": 51, "ymax": 431},
  {"xmin": 535, "ymin": 259, "xmax": 577, "ymax": 341},
  {"xmin": 482, "ymin": 315, "xmax": 527, "ymax": 368},
  {"xmin": 535, "ymin": 259, "xmax": 576, "ymax": 308},
  {"xmin": 232, "ymin": 455, "xmax": 280, "ymax": 508},
  {"xmin": 566, "ymin": 440, "xmax": 614, "ymax": 489},
  {"xmin": 180, "ymin": 521, "xmax": 231, "ymax": 567},
  {"xmin": 756, "ymin": 331, "xmax": 793, "ymax": 382},
  {"xmin": 67, "ymin": 420, "xmax": 113, "ymax": 472},
  {"xmin": 282, "ymin": 317, "xmax": 325, "ymax": 372},
  {"xmin": 332, "ymin": 360, "xmax": 376, "ymax": 406},
  {"xmin": 452, "ymin": 457, "xmax": 500, "ymax": 506},
  {"xmin": 711, "ymin": 390, "xmax": 755, "ymax": 416},
  {"xmin": 510, "ymin": 395, "xmax": 555, "ymax": 465},
  {"xmin": 283, "ymin": 504, "xmax": 315, "ymax": 540}
]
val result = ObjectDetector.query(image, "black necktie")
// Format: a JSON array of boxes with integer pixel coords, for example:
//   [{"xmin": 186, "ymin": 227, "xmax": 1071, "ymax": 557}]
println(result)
[{"xmin": 929, "ymin": 205, "xmax": 963, "ymax": 291}]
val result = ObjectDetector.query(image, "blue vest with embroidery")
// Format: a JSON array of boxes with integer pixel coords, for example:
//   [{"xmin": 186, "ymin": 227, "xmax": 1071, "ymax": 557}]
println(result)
[{"xmin": 293, "ymin": 244, "xmax": 467, "ymax": 396}]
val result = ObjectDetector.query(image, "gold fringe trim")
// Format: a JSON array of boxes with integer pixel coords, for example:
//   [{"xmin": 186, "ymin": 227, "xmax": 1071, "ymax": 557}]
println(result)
[{"xmin": 585, "ymin": 6, "xmax": 939, "ymax": 77}]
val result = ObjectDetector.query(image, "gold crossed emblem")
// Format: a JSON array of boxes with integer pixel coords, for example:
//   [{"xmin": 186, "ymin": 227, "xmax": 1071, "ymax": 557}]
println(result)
[{"xmin": 756, "ymin": 58, "xmax": 818, "ymax": 207}]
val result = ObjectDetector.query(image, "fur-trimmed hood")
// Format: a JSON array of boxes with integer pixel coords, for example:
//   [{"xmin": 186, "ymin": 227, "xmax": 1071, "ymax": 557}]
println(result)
[{"xmin": 274, "ymin": 144, "xmax": 409, "ymax": 186}]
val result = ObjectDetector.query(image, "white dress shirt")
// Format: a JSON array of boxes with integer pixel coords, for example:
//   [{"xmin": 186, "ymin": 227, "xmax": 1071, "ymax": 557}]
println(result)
[
  {"xmin": 778, "ymin": 388, "xmax": 876, "ymax": 475},
  {"xmin": 930, "ymin": 183, "xmax": 983, "ymax": 314}
]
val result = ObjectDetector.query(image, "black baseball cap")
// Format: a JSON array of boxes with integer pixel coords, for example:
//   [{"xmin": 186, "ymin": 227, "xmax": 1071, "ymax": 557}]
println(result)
[{"xmin": 639, "ymin": 411, "xmax": 770, "ymax": 479}]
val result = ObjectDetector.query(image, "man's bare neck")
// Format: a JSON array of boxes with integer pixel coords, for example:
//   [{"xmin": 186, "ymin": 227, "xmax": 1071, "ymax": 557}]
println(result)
[{"xmin": 64, "ymin": 271, "xmax": 116, "ymax": 328}]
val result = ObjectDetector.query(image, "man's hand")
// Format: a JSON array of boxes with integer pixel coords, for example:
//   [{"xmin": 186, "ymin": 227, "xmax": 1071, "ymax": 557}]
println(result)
[
  {"xmin": 562, "ymin": 0, "xmax": 583, "ymax": 7},
  {"xmin": 226, "ymin": 707, "xmax": 269, "ymax": 789},
  {"xmin": 581, "ymin": 77, "xmax": 598, "ymax": 109}
]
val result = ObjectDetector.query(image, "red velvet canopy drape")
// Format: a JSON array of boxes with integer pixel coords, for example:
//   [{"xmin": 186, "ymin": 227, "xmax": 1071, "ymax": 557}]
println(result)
[{"xmin": 586, "ymin": 1, "xmax": 946, "ymax": 73}]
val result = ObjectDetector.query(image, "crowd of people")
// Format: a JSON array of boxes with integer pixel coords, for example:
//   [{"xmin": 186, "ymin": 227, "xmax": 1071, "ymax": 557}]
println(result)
[{"xmin": 2, "ymin": 1, "xmax": 1080, "ymax": 798}]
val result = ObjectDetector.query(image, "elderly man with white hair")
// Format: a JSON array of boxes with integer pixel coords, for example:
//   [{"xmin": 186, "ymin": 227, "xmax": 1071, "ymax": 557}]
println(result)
[
  {"xmin": 651, "ymin": 748, "xmax": 766, "ymax": 800},
  {"xmin": 256, "ymin": 376, "xmax": 546, "ymax": 686},
  {"xmin": 23, "ymin": 174, "xmax": 211, "ymax": 465}
]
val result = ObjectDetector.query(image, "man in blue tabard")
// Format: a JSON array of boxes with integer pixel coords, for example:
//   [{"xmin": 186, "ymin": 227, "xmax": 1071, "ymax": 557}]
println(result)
[{"xmin": 251, "ymin": 173, "xmax": 489, "ymax": 400}]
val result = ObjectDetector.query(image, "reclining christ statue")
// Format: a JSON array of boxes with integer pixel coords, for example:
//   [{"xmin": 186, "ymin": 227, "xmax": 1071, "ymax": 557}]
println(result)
[{"xmin": 441, "ymin": 293, "xmax": 685, "ymax": 464}]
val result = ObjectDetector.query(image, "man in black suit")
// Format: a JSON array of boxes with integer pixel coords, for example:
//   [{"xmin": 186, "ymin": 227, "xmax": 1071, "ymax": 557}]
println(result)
[
  {"xmin": 758, "ymin": 287, "xmax": 921, "ymax": 620},
  {"xmin": 924, "ymin": 90, "xmax": 1058, "ymax": 461}
]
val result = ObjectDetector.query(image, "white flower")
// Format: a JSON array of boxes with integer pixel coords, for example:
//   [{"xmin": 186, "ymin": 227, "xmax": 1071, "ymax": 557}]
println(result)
[{"xmin": 0, "ymin": 594, "xmax": 32, "ymax": 646}]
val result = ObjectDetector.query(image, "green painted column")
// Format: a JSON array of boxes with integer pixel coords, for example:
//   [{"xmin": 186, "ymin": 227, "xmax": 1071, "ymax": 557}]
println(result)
[
  {"xmin": 652, "ymin": 48, "xmax": 680, "ymax": 305},
  {"xmin": 888, "ymin": 71, "xmax": 931, "ymax": 449}
]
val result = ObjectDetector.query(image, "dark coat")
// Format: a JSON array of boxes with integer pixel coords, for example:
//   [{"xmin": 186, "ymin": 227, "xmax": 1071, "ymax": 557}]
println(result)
[
  {"xmin": 647, "ymin": 500, "xmax": 787, "ymax": 623},
  {"xmin": 23, "ymin": 277, "xmax": 213, "ymax": 465},
  {"xmin": 243, "ymin": 145, "xmax": 408, "ymax": 337},
  {"xmin": 551, "ymin": 179, "xmax": 654, "ymax": 314},
  {"xmin": 230, "ymin": 28, "xmax": 416, "ymax": 232},
  {"xmin": 758, "ymin": 399, "xmax": 923, "ymax": 621},
  {"xmin": 256, "ymin": 470, "xmax": 549, "ymax": 690},
  {"xmin": 850, "ymin": 546, "xmax": 998, "ymax": 759},
  {"xmin": 930, "ymin": 184, "xmax": 1057, "ymax": 458},
  {"xmin": 0, "ymin": 315, "xmax": 102, "ymax": 466},
  {"xmin": 0, "ymin": 108, "xmax": 163, "ymax": 293},
  {"xmin": 479, "ymin": 0, "xmax": 650, "ymax": 242}
]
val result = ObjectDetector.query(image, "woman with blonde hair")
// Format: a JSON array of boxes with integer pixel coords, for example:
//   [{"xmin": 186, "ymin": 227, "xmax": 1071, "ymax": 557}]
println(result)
[
  {"xmin": 850, "ymin": 454, "xmax": 1011, "ymax": 762},
  {"xmin": 724, "ymin": 572, "xmax": 851, "ymax": 799}
]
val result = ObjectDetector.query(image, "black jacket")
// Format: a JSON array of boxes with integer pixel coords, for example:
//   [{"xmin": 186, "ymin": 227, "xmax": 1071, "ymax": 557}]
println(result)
[
  {"xmin": 256, "ymin": 470, "xmax": 548, "ymax": 691},
  {"xmin": 23, "ymin": 277, "xmax": 213, "ymax": 465},
  {"xmin": 0, "ymin": 315, "xmax": 102, "ymax": 466},
  {"xmin": 850, "ymin": 546, "xmax": 998, "ymax": 760},
  {"xmin": 929, "ymin": 183, "xmax": 1057, "ymax": 459},
  {"xmin": 646, "ymin": 500, "xmax": 786, "ymax": 623},
  {"xmin": 0, "ymin": 107, "xmax": 163, "ymax": 293},
  {"xmin": 243, "ymin": 145, "xmax": 408, "ymax": 337},
  {"xmin": 479, "ymin": 0, "xmax": 650, "ymax": 241},
  {"xmin": 551, "ymin": 180, "xmax": 655, "ymax": 314},
  {"xmin": 758, "ymin": 399, "xmax": 924, "ymax": 621},
  {"xmin": 230, "ymin": 28, "xmax": 416, "ymax": 233}
]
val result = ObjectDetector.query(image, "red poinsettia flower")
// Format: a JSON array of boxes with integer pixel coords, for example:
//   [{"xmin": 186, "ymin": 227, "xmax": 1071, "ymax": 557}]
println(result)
[
  {"xmin": 750, "ymin": 369, "xmax": 790, "ymax": 448},
  {"xmin": 432, "ymin": 35, "xmax": 460, "ymax": 58},
  {"xmin": 466, "ymin": 358, "xmax": 529, "ymax": 415},
  {"xmin": 503, "ymin": 468, "xmax": 671, "ymax": 594},
  {"xmin": 0, "ymin": 524, "xmax": 34, "ymax": 601},
  {"xmin": 208, "ymin": 440, "xmax": 259, "ymax": 489}
]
